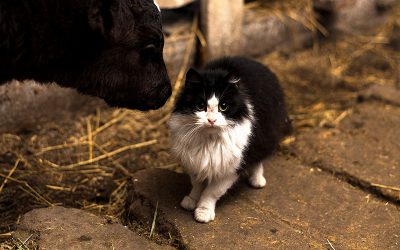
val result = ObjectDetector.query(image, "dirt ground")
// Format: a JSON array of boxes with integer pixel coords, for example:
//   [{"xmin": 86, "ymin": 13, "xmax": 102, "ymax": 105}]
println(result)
[{"xmin": 1, "ymin": 3, "xmax": 399, "ymax": 249}]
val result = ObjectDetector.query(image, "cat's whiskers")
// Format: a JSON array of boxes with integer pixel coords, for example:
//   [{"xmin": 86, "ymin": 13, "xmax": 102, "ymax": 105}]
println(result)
[
  {"xmin": 181, "ymin": 124, "xmax": 202, "ymax": 141},
  {"xmin": 182, "ymin": 127, "xmax": 198, "ymax": 139}
]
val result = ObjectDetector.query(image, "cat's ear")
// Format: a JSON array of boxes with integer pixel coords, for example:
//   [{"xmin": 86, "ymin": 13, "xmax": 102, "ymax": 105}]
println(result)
[
  {"xmin": 185, "ymin": 68, "xmax": 202, "ymax": 85},
  {"xmin": 224, "ymin": 71, "xmax": 240, "ymax": 86}
]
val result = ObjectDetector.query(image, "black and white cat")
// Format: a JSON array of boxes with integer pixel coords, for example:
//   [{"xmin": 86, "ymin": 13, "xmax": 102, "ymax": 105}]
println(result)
[{"xmin": 169, "ymin": 57, "xmax": 291, "ymax": 223}]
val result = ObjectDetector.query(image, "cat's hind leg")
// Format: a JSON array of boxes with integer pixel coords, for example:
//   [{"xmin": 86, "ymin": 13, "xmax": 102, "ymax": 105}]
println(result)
[
  {"xmin": 194, "ymin": 173, "xmax": 238, "ymax": 223},
  {"xmin": 181, "ymin": 176, "xmax": 206, "ymax": 211},
  {"xmin": 248, "ymin": 162, "xmax": 266, "ymax": 188}
]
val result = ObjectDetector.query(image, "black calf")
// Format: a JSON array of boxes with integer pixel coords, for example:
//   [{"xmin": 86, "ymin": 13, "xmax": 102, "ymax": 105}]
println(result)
[{"xmin": 0, "ymin": 0, "xmax": 172, "ymax": 110}]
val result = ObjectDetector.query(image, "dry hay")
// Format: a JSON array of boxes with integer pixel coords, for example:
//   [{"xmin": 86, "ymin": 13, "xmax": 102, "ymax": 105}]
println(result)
[
  {"xmin": 1, "ymin": 1, "xmax": 400, "ymax": 247},
  {"xmin": 245, "ymin": 0, "xmax": 328, "ymax": 41},
  {"xmin": 0, "ymin": 109, "xmax": 176, "ymax": 242},
  {"xmin": 262, "ymin": 1, "xmax": 399, "ymax": 134}
]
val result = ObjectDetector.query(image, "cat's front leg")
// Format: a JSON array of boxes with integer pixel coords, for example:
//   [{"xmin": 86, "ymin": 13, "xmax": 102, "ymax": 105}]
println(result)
[
  {"xmin": 194, "ymin": 173, "xmax": 239, "ymax": 223},
  {"xmin": 248, "ymin": 162, "xmax": 266, "ymax": 188},
  {"xmin": 181, "ymin": 175, "xmax": 205, "ymax": 211}
]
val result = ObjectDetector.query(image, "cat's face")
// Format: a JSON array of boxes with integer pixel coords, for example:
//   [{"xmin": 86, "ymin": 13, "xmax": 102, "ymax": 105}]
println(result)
[{"xmin": 173, "ymin": 68, "xmax": 251, "ymax": 132}]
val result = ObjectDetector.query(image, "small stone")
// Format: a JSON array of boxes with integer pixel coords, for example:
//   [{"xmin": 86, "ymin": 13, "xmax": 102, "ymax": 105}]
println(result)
[{"xmin": 78, "ymin": 235, "xmax": 92, "ymax": 242}]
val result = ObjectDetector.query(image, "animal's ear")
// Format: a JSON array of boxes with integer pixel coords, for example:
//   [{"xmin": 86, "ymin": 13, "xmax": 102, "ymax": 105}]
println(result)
[
  {"xmin": 88, "ymin": 0, "xmax": 114, "ymax": 36},
  {"xmin": 224, "ymin": 71, "xmax": 240, "ymax": 87},
  {"xmin": 185, "ymin": 68, "xmax": 202, "ymax": 85}
]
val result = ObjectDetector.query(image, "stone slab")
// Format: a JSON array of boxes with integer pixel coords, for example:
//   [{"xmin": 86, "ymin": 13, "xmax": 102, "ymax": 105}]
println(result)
[
  {"xmin": 129, "ymin": 157, "xmax": 400, "ymax": 250},
  {"xmin": 292, "ymin": 102, "xmax": 400, "ymax": 200},
  {"xmin": 13, "ymin": 206, "xmax": 173, "ymax": 250}
]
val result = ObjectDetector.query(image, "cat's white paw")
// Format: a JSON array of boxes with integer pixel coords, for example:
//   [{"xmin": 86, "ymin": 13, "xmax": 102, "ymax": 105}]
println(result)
[
  {"xmin": 194, "ymin": 207, "xmax": 215, "ymax": 223},
  {"xmin": 249, "ymin": 175, "xmax": 266, "ymax": 188},
  {"xmin": 180, "ymin": 195, "xmax": 197, "ymax": 211}
]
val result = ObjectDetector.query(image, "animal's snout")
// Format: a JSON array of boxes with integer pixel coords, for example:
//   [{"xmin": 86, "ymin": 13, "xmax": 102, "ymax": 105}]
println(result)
[{"xmin": 144, "ymin": 80, "xmax": 172, "ymax": 110}]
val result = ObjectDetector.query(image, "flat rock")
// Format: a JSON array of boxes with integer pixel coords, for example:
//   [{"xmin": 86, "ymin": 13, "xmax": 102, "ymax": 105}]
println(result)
[
  {"xmin": 129, "ymin": 157, "xmax": 400, "ymax": 249},
  {"xmin": 13, "ymin": 206, "xmax": 173, "ymax": 250},
  {"xmin": 292, "ymin": 102, "xmax": 400, "ymax": 200}
]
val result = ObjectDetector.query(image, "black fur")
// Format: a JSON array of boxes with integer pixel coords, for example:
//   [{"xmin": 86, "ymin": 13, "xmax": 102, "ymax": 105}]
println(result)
[
  {"xmin": 175, "ymin": 56, "xmax": 291, "ymax": 168},
  {"xmin": 174, "ymin": 67, "xmax": 250, "ymax": 122},
  {"xmin": 0, "ymin": 0, "xmax": 171, "ymax": 110}
]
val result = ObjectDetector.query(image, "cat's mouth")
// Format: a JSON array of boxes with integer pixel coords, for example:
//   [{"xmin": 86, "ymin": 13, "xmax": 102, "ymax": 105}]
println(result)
[
  {"xmin": 205, "ymin": 123, "xmax": 219, "ymax": 128},
  {"xmin": 203, "ymin": 124, "xmax": 223, "ymax": 132}
]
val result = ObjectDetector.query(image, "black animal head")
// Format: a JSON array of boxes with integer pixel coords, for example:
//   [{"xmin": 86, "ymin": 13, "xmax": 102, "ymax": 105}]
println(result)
[
  {"xmin": 0, "ymin": 0, "xmax": 171, "ymax": 110},
  {"xmin": 79, "ymin": 0, "xmax": 172, "ymax": 110}
]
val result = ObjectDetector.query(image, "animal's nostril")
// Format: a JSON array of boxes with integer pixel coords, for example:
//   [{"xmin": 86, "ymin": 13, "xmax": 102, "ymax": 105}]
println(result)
[{"xmin": 208, "ymin": 119, "xmax": 216, "ymax": 125}]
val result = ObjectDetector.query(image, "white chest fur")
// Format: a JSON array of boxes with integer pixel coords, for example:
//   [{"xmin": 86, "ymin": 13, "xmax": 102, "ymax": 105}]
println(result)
[{"xmin": 169, "ymin": 114, "xmax": 253, "ymax": 182}]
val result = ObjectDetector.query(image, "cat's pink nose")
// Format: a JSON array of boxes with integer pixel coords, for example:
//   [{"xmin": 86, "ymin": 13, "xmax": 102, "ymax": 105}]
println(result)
[{"xmin": 208, "ymin": 119, "xmax": 217, "ymax": 125}]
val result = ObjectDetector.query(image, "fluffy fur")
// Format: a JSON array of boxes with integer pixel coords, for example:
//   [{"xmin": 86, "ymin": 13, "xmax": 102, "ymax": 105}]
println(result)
[
  {"xmin": 169, "ymin": 56, "xmax": 291, "ymax": 223},
  {"xmin": 169, "ymin": 111, "xmax": 253, "ymax": 182},
  {"xmin": 0, "ymin": 0, "xmax": 171, "ymax": 110}
]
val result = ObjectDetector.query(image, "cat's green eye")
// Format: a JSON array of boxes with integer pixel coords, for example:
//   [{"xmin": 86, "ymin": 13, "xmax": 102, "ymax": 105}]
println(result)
[
  {"xmin": 219, "ymin": 102, "xmax": 229, "ymax": 112},
  {"xmin": 196, "ymin": 102, "xmax": 205, "ymax": 110}
]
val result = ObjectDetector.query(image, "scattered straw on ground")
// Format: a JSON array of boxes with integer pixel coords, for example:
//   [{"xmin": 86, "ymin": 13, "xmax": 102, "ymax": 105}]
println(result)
[{"xmin": 1, "ymin": 1, "xmax": 399, "ymax": 248}]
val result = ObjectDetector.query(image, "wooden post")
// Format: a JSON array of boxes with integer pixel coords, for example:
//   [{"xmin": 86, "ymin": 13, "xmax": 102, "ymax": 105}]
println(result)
[{"xmin": 200, "ymin": 0, "xmax": 244, "ymax": 62}]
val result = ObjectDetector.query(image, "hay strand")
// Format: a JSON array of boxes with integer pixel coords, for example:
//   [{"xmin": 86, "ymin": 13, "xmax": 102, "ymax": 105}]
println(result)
[
  {"xmin": 0, "ymin": 159, "xmax": 20, "ymax": 194},
  {"xmin": 327, "ymin": 239, "xmax": 336, "ymax": 250},
  {"xmin": 61, "ymin": 139, "xmax": 158, "ymax": 169},
  {"xmin": 87, "ymin": 118, "xmax": 93, "ymax": 162},
  {"xmin": 36, "ymin": 141, "xmax": 88, "ymax": 155},
  {"xmin": 79, "ymin": 110, "xmax": 129, "ymax": 141},
  {"xmin": 92, "ymin": 142, "xmax": 133, "ymax": 177},
  {"xmin": 0, "ymin": 173, "xmax": 53, "ymax": 206},
  {"xmin": 46, "ymin": 185, "xmax": 72, "ymax": 192},
  {"xmin": 149, "ymin": 201, "xmax": 159, "ymax": 239},
  {"xmin": 165, "ymin": 14, "xmax": 198, "ymax": 110},
  {"xmin": 371, "ymin": 183, "xmax": 400, "ymax": 192}
]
